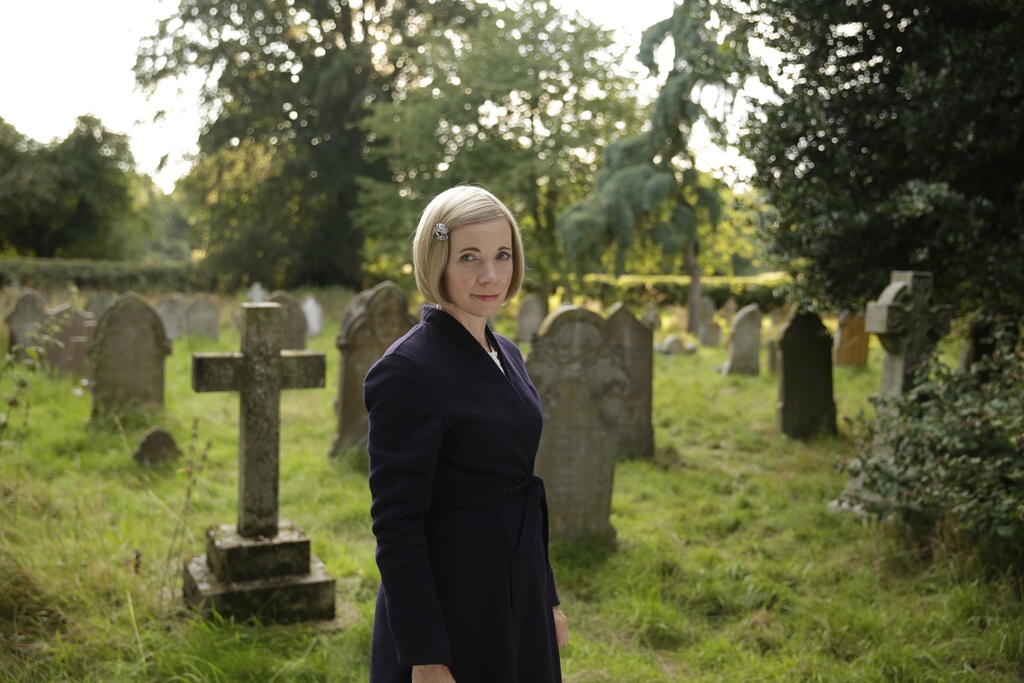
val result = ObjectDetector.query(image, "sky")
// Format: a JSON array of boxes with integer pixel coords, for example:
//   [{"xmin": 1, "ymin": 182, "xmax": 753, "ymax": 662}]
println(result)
[{"xmin": 0, "ymin": 0, "xmax": 749, "ymax": 193}]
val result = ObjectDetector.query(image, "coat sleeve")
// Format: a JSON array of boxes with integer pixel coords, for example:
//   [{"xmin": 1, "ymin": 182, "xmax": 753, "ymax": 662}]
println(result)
[{"xmin": 364, "ymin": 352, "xmax": 452, "ymax": 667}]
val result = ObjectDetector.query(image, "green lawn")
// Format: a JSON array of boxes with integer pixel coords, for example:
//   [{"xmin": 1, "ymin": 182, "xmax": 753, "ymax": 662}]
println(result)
[{"xmin": 2, "ymin": 299, "xmax": 1022, "ymax": 681}]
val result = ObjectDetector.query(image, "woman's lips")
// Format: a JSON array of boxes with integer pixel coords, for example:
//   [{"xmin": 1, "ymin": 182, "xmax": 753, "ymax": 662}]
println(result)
[{"xmin": 472, "ymin": 294, "xmax": 500, "ymax": 301}]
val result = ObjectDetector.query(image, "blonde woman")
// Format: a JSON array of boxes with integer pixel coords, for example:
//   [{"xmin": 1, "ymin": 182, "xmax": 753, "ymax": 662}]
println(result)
[{"xmin": 365, "ymin": 186, "xmax": 567, "ymax": 682}]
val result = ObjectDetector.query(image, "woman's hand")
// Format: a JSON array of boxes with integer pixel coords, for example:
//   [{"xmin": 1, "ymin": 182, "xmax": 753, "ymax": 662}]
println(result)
[
  {"xmin": 553, "ymin": 606, "xmax": 568, "ymax": 648},
  {"xmin": 412, "ymin": 664, "xmax": 456, "ymax": 682}
]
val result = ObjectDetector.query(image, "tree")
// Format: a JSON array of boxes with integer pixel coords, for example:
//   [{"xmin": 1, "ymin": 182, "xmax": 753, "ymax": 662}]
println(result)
[
  {"xmin": 742, "ymin": 0, "xmax": 1024, "ymax": 318},
  {"xmin": 556, "ymin": 1, "xmax": 753, "ymax": 327},
  {"xmin": 0, "ymin": 116, "xmax": 143, "ymax": 259},
  {"xmin": 136, "ymin": 0, "xmax": 482, "ymax": 290},
  {"xmin": 355, "ymin": 0, "xmax": 642, "ymax": 298}
]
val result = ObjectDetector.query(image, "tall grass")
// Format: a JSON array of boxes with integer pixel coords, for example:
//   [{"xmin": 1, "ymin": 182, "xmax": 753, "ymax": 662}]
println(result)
[{"xmin": 1, "ymin": 301, "xmax": 1022, "ymax": 681}]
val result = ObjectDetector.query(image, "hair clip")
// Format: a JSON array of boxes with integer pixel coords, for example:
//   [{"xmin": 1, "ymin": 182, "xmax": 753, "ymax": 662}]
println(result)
[{"xmin": 433, "ymin": 222, "xmax": 449, "ymax": 241}]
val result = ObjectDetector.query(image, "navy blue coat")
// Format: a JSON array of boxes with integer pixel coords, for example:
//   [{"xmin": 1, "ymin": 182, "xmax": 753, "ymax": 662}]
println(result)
[{"xmin": 365, "ymin": 306, "xmax": 561, "ymax": 683}]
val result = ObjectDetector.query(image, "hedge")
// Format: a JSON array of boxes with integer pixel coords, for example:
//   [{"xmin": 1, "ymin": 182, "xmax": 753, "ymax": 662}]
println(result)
[
  {"xmin": 577, "ymin": 271, "xmax": 791, "ymax": 310},
  {"xmin": 0, "ymin": 258, "xmax": 214, "ymax": 293}
]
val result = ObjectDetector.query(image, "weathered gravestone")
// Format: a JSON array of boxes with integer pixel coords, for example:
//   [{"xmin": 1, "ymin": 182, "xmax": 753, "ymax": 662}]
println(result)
[
  {"xmin": 606, "ymin": 304, "xmax": 654, "ymax": 460},
  {"xmin": 765, "ymin": 339, "xmax": 780, "ymax": 374},
  {"xmin": 656, "ymin": 334, "xmax": 696, "ymax": 356},
  {"xmin": 185, "ymin": 303, "xmax": 334, "ymax": 622},
  {"xmin": 4, "ymin": 289, "xmax": 48, "ymax": 356},
  {"xmin": 329, "ymin": 281, "xmax": 416, "ymax": 457},
  {"xmin": 89, "ymin": 293, "xmax": 172, "ymax": 420},
  {"xmin": 84, "ymin": 293, "xmax": 115, "ymax": 320},
  {"xmin": 268, "ymin": 291, "xmax": 306, "ymax": 350},
  {"xmin": 301, "ymin": 294, "xmax": 324, "ymax": 338},
  {"xmin": 866, "ymin": 271, "xmax": 951, "ymax": 396},
  {"xmin": 186, "ymin": 296, "xmax": 220, "ymax": 340},
  {"xmin": 516, "ymin": 294, "xmax": 548, "ymax": 343},
  {"xmin": 155, "ymin": 293, "xmax": 188, "ymax": 340},
  {"xmin": 528, "ymin": 307, "xmax": 629, "ymax": 542},
  {"xmin": 721, "ymin": 303, "xmax": 762, "ymax": 376},
  {"xmin": 133, "ymin": 427, "xmax": 181, "ymax": 466},
  {"xmin": 777, "ymin": 312, "xmax": 837, "ymax": 438},
  {"xmin": 42, "ymin": 304, "xmax": 96, "ymax": 377},
  {"xmin": 695, "ymin": 296, "xmax": 717, "ymax": 346},
  {"xmin": 834, "ymin": 310, "xmax": 869, "ymax": 367},
  {"xmin": 247, "ymin": 282, "xmax": 268, "ymax": 302}
]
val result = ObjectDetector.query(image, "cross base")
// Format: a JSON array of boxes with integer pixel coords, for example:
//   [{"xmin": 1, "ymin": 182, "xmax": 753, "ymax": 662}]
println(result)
[{"xmin": 183, "ymin": 520, "xmax": 336, "ymax": 623}]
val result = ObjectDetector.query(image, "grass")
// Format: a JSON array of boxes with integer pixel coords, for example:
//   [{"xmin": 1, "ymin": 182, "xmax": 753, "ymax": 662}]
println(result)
[{"xmin": 2, "ymin": 296, "xmax": 1023, "ymax": 681}]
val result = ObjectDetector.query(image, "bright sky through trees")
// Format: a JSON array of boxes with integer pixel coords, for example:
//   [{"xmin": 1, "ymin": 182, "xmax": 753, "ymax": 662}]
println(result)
[{"xmin": 0, "ymin": 0, "xmax": 747, "ymax": 193}]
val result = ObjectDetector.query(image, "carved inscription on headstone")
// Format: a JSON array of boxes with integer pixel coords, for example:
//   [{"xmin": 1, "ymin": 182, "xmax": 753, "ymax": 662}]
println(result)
[{"xmin": 528, "ymin": 307, "xmax": 629, "ymax": 542}]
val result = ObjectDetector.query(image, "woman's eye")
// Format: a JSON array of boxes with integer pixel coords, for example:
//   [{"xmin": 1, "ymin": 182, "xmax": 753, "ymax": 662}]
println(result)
[
  {"xmin": 459, "ymin": 253, "xmax": 477, "ymax": 262},
  {"xmin": 497, "ymin": 252, "xmax": 511, "ymax": 260}
]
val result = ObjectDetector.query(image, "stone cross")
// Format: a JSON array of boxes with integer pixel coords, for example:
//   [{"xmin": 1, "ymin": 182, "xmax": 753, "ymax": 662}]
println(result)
[
  {"xmin": 865, "ymin": 271, "xmax": 951, "ymax": 395},
  {"xmin": 192, "ymin": 303, "xmax": 325, "ymax": 538}
]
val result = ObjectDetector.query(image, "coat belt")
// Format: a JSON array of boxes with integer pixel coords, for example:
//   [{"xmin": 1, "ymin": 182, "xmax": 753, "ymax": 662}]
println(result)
[{"xmin": 431, "ymin": 475, "xmax": 550, "ymax": 558}]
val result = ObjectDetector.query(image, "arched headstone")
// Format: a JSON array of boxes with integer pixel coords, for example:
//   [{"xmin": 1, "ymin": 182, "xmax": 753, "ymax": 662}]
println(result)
[
  {"xmin": 133, "ymin": 428, "xmax": 182, "ymax": 466},
  {"xmin": 89, "ymin": 293, "xmax": 172, "ymax": 419},
  {"xmin": 268, "ymin": 291, "xmax": 306, "ymax": 350},
  {"xmin": 4, "ymin": 289, "xmax": 47, "ymax": 356},
  {"xmin": 301, "ymin": 294, "xmax": 324, "ymax": 338},
  {"xmin": 777, "ymin": 312, "xmax": 837, "ymax": 438},
  {"xmin": 528, "ymin": 306, "xmax": 629, "ymax": 542},
  {"xmin": 329, "ymin": 281, "xmax": 416, "ymax": 456},
  {"xmin": 155, "ymin": 293, "xmax": 188, "ymax": 340},
  {"xmin": 515, "ymin": 294, "xmax": 548, "ymax": 343},
  {"xmin": 187, "ymin": 296, "xmax": 220, "ymax": 340}
]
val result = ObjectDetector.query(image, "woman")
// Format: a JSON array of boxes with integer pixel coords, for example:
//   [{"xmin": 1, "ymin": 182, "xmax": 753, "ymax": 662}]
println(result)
[{"xmin": 365, "ymin": 186, "xmax": 568, "ymax": 683}]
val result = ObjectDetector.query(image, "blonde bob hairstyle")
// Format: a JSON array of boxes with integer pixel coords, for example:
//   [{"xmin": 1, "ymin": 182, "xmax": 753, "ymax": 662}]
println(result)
[{"xmin": 413, "ymin": 185, "xmax": 526, "ymax": 306}]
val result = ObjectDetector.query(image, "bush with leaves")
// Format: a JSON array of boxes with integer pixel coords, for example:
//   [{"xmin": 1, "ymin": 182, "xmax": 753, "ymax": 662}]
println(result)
[{"xmin": 840, "ymin": 333, "xmax": 1024, "ymax": 563}]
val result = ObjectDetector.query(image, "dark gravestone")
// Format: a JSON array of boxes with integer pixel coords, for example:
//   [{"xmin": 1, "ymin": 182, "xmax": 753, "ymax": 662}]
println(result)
[
  {"xmin": 133, "ymin": 428, "xmax": 182, "ymax": 466},
  {"xmin": 185, "ymin": 303, "xmax": 334, "ymax": 623},
  {"xmin": 89, "ymin": 293, "xmax": 172, "ymax": 420},
  {"xmin": 865, "ymin": 271, "xmax": 951, "ymax": 396},
  {"xmin": 606, "ymin": 303, "xmax": 653, "ymax": 460},
  {"xmin": 528, "ymin": 306, "xmax": 629, "ymax": 542},
  {"xmin": 329, "ymin": 281, "xmax": 416, "ymax": 457},
  {"xmin": 777, "ymin": 312, "xmax": 837, "ymax": 438},
  {"xmin": 268, "ymin": 291, "xmax": 307, "ymax": 350}
]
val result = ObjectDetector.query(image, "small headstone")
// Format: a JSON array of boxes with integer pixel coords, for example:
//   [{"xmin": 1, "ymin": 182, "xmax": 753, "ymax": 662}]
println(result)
[
  {"xmin": 185, "ymin": 303, "xmax": 334, "ymax": 623},
  {"xmin": 777, "ymin": 312, "xmax": 837, "ymax": 438},
  {"xmin": 301, "ymin": 294, "xmax": 323, "ymax": 338},
  {"xmin": 606, "ymin": 303, "xmax": 653, "ymax": 460},
  {"xmin": 866, "ymin": 271, "xmax": 951, "ymax": 396},
  {"xmin": 186, "ymin": 296, "xmax": 220, "ymax": 340},
  {"xmin": 4, "ymin": 289, "xmax": 48, "ymax": 356},
  {"xmin": 640, "ymin": 303, "xmax": 661, "ymax": 331},
  {"xmin": 155, "ymin": 293, "xmax": 188, "ymax": 340},
  {"xmin": 528, "ymin": 306, "xmax": 629, "ymax": 542},
  {"xmin": 656, "ymin": 334, "xmax": 696, "ymax": 355},
  {"xmin": 516, "ymin": 294, "xmax": 548, "ymax": 343},
  {"xmin": 247, "ymin": 282, "xmax": 268, "ymax": 302},
  {"xmin": 834, "ymin": 310, "xmax": 869, "ymax": 367},
  {"xmin": 84, "ymin": 293, "xmax": 115, "ymax": 320},
  {"xmin": 329, "ymin": 281, "xmax": 416, "ymax": 456},
  {"xmin": 268, "ymin": 291, "xmax": 307, "ymax": 349},
  {"xmin": 698, "ymin": 319, "xmax": 721, "ymax": 347},
  {"xmin": 722, "ymin": 303, "xmax": 762, "ymax": 375},
  {"xmin": 42, "ymin": 304, "xmax": 96, "ymax": 377},
  {"xmin": 89, "ymin": 293, "xmax": 172, "ymax": 420},
  {"xmin": 133, "ymin": 428, "xmax": 182, "ymax": 466}
]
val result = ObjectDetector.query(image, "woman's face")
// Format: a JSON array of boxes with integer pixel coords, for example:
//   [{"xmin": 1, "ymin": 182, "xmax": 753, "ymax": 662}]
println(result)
[{"xmin": 442, "ymin": 217, "xmax": 514, "ymax": 321}]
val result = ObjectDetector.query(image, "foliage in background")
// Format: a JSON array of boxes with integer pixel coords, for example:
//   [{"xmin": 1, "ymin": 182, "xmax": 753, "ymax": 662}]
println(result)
[
  {"xmin": 557, "ymin": 1, "xmax": 754, "ymax": 328},
  {"xmin": 840, "ymin": 331, "xmax": 1024, "ymax": 566},
  {"xmin": 137, "ymin": 0, "xmax": 484, "ymax": 290},
  {"xmin": 581, "ymin": 271, "xmax": 787, "ymax": 311},
  {"xmin": 357, "ymin": 0, "xmax": 643, "ymax": 297},
  {"xmin": 0, "ymin": 258, "xmax": 208, "ymax": 293},
  {"xmin": 742, "ymin": 0, "xmax": 1024, "ymax": 318},
  {"xmin": 0, "ymin": 116, "xmax": 154, "ymax": 260}
]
